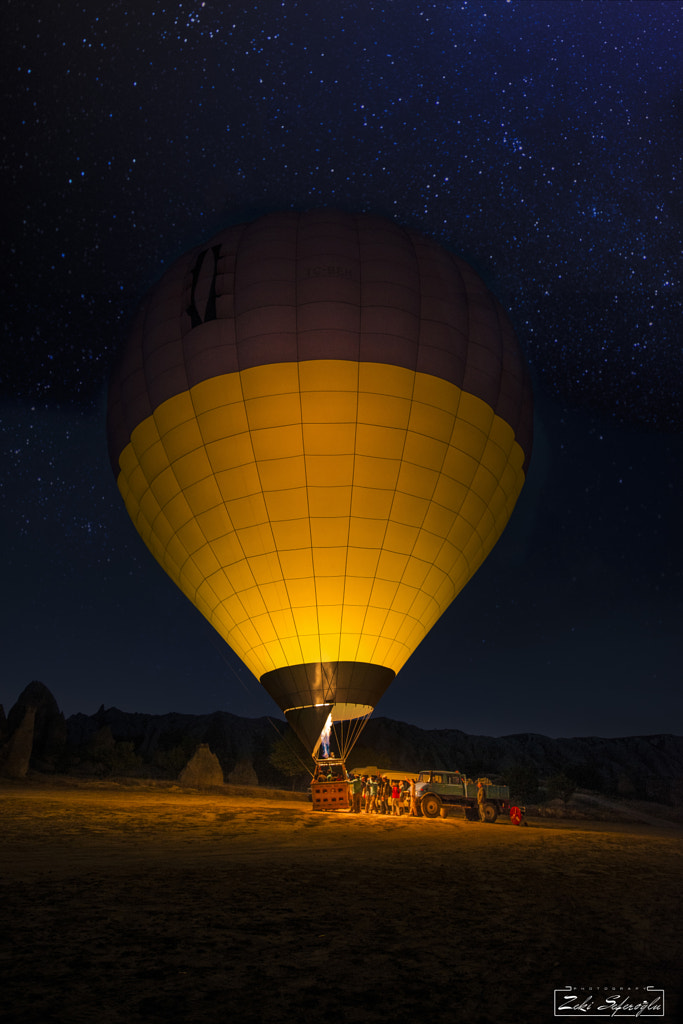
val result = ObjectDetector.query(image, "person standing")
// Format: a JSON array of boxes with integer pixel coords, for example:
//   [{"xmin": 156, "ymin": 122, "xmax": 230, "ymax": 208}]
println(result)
[
  {"xmin": 409, "ymin": 777, "xmax": 418, "ymax": 816},
  {"xmin": 377, "ymin": 776, "xmax": 387, "ymax": 814},
  {"xmin": 477, "ymin": 780, "xmax": 486, "ymax": 822},
  {"xmin": 386, "ymin": 776, "xmax": 393, "ymax": 813},
  {"xmin": 391, "ymin": 780, "xmax": 401, "ymax": 815},
  {"xmin": 400, "ymin": 779, "xmax": 410, "ymax": 814},
  {"xmin": 366, "ymin": 776, "xmax": 378, "ymax": 814},
  {"xmin": 349, "ymin": 773, "xmax": 362, "ymax": 813}
]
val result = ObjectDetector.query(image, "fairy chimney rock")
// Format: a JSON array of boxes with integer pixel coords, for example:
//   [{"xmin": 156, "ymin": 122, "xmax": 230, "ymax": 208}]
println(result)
[{"xmin": 178, "ymin": 743, "xmax": 224, "ymax": 788}]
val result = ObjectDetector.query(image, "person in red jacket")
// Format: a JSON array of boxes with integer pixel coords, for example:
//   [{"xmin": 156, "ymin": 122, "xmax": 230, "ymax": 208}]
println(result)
[{"xmin": 391, "ymin": 781, "xmax": 401, "ymax": 815}]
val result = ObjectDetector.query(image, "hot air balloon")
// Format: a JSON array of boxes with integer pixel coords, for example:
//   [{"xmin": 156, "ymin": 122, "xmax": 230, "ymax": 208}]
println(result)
[{"xmin": 107, "ymin": 210, "xmax": 532, "ymax": 772}]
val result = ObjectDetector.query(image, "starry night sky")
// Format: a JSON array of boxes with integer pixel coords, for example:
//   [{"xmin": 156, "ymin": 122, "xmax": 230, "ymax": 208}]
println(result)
[{"xmin": 2, "ymin": 1, "xmax": 681, "ymax": 738}]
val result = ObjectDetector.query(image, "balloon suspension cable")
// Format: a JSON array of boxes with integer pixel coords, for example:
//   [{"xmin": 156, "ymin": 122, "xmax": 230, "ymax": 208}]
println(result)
[
  {"xmin": 316, "ymin": 710, "xmax": 373, "ymax": 767},
  {"xmin": 208, "ymin": 634, "xmax": 260, "ymax": 698},
  {"xmin": 267, "ymin": 717, "xmax": 316, "ymax": 779},
  {"xmin": 203, "ymin": 641, "xmax": 316, "ymax": 778}
]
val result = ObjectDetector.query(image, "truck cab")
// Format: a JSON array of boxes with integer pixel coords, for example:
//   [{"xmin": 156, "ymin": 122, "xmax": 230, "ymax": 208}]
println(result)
[{"xmin": 415, "ymin": 770, "xmax": 510, "ymax": 821}]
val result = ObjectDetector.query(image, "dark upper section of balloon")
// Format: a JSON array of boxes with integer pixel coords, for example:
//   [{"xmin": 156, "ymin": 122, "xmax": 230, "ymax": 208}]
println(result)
[
  {"xmin": 284, "ymin": 705, "xmax": 336, "ymax": 756},
  {"xmin": 260, "ymin": 660, "xmax": 395, "ymax": 715},
  {"xmin": 263, "ymin": 661, "xmax": 395, "ymax": 753},
  {"xmin": 107, "ymin": 209, "xmax": 533, "ymax": 474}
]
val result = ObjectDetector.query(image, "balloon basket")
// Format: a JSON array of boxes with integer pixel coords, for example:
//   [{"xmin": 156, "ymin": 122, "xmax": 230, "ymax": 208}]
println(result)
[
  {"xmin": 310, "ymin": 780, "xmax": 351, "ymax": 811},
  {"xmin": 310, "ymin": 758, "xmax": 351, "ymax": 812}
]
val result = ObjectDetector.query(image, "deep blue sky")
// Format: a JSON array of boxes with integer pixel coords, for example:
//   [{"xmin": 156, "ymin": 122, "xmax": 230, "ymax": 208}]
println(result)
[{"xmin": 2, "ymin": 1, "xmax": 681, "ymax": 738}]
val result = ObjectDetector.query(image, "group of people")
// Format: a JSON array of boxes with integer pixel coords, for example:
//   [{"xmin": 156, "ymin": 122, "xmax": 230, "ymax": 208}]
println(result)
[
  {"xmin": 347, "ymin": 773, "xmax": 418, "ymax": 816},
  {"xmin": 314, "ymin": 765, "xmax": 346, "ymax": 783},
  {"xmin": 313, "ymin": 765, "xmax": 492, "ymax": 821}
]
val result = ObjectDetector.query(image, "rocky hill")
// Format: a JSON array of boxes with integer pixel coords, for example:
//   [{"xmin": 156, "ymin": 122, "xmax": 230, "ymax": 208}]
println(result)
[{"xmin": 2, "ymin": 681, "xmax": 682, "ymax": 803}]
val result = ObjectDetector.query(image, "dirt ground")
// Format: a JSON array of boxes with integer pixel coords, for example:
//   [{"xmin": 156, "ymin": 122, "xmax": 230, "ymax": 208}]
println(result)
[{"xmin": 1, "ymin": 780, "xmax": 682, "ymax": 1024}]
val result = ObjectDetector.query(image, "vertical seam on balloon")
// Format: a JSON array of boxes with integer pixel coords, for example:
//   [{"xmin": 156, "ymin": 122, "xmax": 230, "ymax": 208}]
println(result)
[
  {"xmin": 457, "ymin": 266, "xmax": 498, "ymax": 595},
  {"xmin": 137, "ymin": 263, "xmax": 225, "ymax": 630},
  {"xmin": 178, "ymin": 237, "xmax": 255, "ymax": 667},
  {"xmin": 385, "ymin": 229, "xmax": 458, "ymax": 661},
  {"xmin": 293, "ymin": 212, "xmax": 321, "ymax": 673},
  {"xmin": 173, "ymin": 230, "xmax": 266, "ymax": 676},
  {"xmin": 387, "ymin": 242, "xmax": 461, "ymax": 648},
  {"xmin": 349, "ymin": 216, "xmax": 389, "ymax": 667},
  {"xmin": 442, "ymin": 255, "xmax": 479, "ymax": 591},
  {"xmin": 169, "ymin": 254, "xmax": 229, "ymax": 647},
  {"xmin": 339, "ymin": 212, "xmax": 363, "ymax": 669},
  {"xmin": 355, "ymin": 221, "xmax": 423, "ymax": 671},
  {"xmin": 232, "ymin": 221, "xmax": 299, "ymax": 676},
  {"xmin": 390, "ymin": 250, "xmax": 476, "ymax": 651},
  {"xmin": 180, "ymin": 248, "xmax": 222, "ymax": 609}
]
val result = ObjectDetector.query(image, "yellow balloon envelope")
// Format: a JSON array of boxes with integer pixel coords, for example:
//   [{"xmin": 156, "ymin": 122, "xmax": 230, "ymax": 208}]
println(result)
[{"xmin": 107, "ymin": 210, "xmax": 533, "ymax": 757}]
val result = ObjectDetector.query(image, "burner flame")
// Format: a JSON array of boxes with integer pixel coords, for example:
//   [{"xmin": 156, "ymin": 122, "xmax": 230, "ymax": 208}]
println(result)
[{"xmin": 319, "ymin": 711, "xmax": 333, "ymax": 758}]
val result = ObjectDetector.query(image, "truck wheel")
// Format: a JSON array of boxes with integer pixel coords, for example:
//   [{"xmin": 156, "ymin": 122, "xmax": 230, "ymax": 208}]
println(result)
[
  {"xmin": 482, "ymin": 802, "xmax": 498, "ymax": 823},
  {"xmin": 421, "ymin": 794, "xmax": 442, "ymax": 819}
]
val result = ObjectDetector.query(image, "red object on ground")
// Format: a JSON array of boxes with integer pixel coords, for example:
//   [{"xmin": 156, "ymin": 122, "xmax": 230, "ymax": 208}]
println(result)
[{"xmin": 510, "ymin": 806, "xmax": 523, "ymax": 825}]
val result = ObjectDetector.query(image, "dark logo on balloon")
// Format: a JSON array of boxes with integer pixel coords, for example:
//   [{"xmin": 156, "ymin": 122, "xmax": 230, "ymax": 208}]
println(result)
[
  {"xmin": 304, "ymin": 265, "xmax": 355, "ymax": 281},
  {"xmin": 187, "ymin": 245, "xmax": 221, "ymax": 327}
]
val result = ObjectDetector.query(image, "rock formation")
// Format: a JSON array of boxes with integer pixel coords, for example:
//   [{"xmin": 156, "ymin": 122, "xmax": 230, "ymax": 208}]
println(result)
[
  {"xmin": 67, "ymin": 706, "xmax": 280, "ymax": 784},
  {"xmin": 0, "ymin": 705, "xmax": 36, "ymax": 778},
  {"xmin": 1, "ymin": 680, "xmax": 681, "ymax": 802},
  {"xmin": 178, "ymin": 743, "xmax": 224, "ymax": 788},
  {"xmin": 6, "ymin": 680, "xmax": 67, "ymax": 771},
  {"xmin": 227, "ymin": 759, "xmax": 259, "ymax": 786}
]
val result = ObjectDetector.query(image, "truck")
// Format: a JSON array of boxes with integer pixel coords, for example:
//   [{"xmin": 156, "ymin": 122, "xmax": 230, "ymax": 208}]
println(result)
[{"xmin": 414, "ymin": 769, "xmax": 511, "ymax": 822}]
